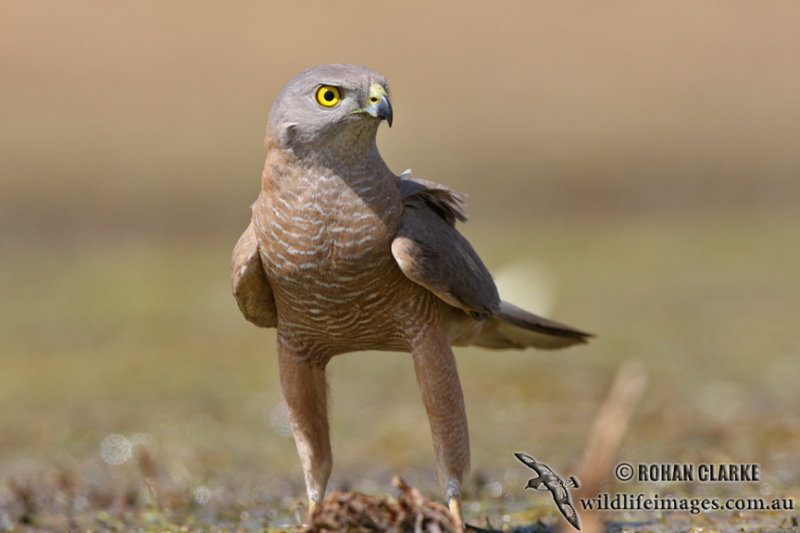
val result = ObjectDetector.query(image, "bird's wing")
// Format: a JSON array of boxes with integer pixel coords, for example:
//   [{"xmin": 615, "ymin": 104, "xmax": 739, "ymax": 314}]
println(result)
[
  {"xmin": 396, "ymin": 172, "xmax": 467, "ymax": 226},
  {"xmin": 558, "ymin": 499, "xmax": 581, "ymax": 530},
  {"xmin": 549, "ymin": 479, "xmax": 570, "ymax": 502},
  {"xmin": 514, "ymin": 452, "xmax": 541, "ymax": 471},
  {"xmin": 392, "ymin": 175, "xmax": 500, "ymax": 316},
  {"xmin": 231, "ymin": 220, "xmax": 278, "ymax": 328},
  {"xmin": 548, "ymin": 476, "xmax": 581, "ymax": 529}
]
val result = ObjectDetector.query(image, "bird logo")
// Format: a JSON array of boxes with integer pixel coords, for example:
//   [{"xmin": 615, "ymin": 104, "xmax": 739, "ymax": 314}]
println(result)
[{"xmin": 514, "ymin": 452, "xmax": 581, "ymax": 530}]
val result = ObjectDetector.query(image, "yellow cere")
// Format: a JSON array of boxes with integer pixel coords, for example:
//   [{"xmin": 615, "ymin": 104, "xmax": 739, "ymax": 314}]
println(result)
[
  {"xmin": 368, "ymin": 83, "xmax": 387, "ymax": 103},
  {"xmin": 315, "ymin": 85, "xmax": 342, "ymax": 107}
]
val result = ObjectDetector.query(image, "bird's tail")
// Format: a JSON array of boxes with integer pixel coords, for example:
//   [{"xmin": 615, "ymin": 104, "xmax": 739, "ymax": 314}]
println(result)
[{"xmin": 470, "ymin": 301, "xmax": 592, "ymax": 350}]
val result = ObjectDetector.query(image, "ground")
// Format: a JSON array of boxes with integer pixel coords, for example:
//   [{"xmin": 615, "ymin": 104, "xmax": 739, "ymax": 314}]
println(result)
[
  {"xmin": 2, "ymin": 3, "xmax": 799, "ymax": 530},
  {"xmin": 2, "ymin": 211, "xmax": 798, "ymax": 532}
]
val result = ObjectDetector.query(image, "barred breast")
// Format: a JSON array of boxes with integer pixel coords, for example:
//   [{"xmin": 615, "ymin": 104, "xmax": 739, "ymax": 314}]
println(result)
[{"xmin": 253, "ymin": 159, "xmax": 433, "ymax": 356}]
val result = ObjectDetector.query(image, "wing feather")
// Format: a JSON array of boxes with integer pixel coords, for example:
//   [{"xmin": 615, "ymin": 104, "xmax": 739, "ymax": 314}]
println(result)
[
  {"xmin": 397, "ymin": 171, "xmax": 467, "ymax": 226},
  {"xmin": 392, "ymin": 173, "xmax": 499, "ymax": 316},
  {"xmin": 393, "ymin": 173, "xmax": 592, "ymax": 349},
  {"xmin": 231, "ymin": 220, "xmax": 277, "ymax": 328}
]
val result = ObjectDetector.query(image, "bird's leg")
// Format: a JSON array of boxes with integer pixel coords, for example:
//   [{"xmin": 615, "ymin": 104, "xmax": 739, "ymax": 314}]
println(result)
[
  {"xmin": 411, "ymin": 329, "xmax": 469, "ymax": 530},
  {"xmin": 449, "ymin": 492, "xmax": 464, "ymax": 531},
  {"xmin": 277, "ymin": 339, "xmax": 331, "ymax": 524}
]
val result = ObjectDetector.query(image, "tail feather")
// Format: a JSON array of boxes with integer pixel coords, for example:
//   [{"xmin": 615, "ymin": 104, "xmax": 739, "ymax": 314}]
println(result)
[{"xmin": 471, "ymin": 301, "xmax": 592, "ymax": 350}]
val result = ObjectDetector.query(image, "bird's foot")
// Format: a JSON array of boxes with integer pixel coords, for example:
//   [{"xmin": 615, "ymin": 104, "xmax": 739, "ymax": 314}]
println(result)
[
  {"xmin": 305, "ymin": 498, "xmax": 317, "ymax": 525},
  {"xmin": 448, "ymin": 495, "xmax": 464, "ymax": 531}
]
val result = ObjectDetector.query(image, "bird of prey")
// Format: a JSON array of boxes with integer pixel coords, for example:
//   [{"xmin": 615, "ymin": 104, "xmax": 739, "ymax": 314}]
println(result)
[
  {"xmin": 231, "ymin": 64, "xmax": 591, "ymax": 527},
  {"xmin": 514, "ymin": 452, "xmax": 581, "ymax": 530}
]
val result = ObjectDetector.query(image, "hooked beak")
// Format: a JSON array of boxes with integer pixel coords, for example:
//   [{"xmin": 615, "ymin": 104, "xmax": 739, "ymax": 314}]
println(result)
[{"xmin": 364, "ymin": 83, "xmax": 393, "ymax": 127}]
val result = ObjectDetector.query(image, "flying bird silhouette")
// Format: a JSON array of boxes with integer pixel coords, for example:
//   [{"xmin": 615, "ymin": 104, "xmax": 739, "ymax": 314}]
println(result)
[
  {"xmin": 515, "ymin": 452, "xmax": 581, "ymax": 530},
  {"xmin": 231, "ymin": 64, "xmax": 591, "ymax": 528}
]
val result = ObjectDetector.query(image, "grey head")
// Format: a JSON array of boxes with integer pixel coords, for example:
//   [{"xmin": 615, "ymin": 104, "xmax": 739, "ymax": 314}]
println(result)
[{"xmin": 267, "ymin": 64, "xmax": 393, "ymax": 165}]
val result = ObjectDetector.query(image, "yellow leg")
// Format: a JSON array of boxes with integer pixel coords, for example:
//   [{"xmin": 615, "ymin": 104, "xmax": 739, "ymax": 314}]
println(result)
[
  {"xmin": 449, "ymin": 495, "xmax": 464, "ymax": 531},
  {"xmin": 306, "ymin": 498, "xmax": 317, "ymax": 523}
]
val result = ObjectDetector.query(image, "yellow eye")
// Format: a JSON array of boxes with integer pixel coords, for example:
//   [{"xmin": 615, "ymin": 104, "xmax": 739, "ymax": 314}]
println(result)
[{"xmin": 315, "ymin": 85, "xmax": 342, "ymax": 107}]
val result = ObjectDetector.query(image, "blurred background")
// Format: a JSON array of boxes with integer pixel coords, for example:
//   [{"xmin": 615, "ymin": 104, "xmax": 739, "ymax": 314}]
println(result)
[{"xmin": 1, "ymin": 1, "xmax": 798, "ymax": 530}]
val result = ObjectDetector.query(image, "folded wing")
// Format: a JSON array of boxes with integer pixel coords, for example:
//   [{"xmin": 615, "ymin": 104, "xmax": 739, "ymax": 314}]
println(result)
[
  {"xmin": 231, "ymin": 220, "xmax": 278, "ymax": 328},
  {"xmin": 392, "ymin": 173, "xmax": 592, "ymax": 349},
  {"xmin": 392, "ymin": 173, "xmax": 500, "ymax": 317}
]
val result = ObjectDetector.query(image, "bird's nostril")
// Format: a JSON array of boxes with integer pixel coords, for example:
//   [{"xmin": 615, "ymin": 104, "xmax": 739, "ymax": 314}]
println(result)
[{"xmin": 370, "ymin": 97, "xmax": 379, "ymax": 103}]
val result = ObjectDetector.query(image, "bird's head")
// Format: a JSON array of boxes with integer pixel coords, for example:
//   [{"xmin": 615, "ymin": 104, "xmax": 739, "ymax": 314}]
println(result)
[{"xmin": 266, "ymin": 64, "xmax": 392, "ymax": 165}]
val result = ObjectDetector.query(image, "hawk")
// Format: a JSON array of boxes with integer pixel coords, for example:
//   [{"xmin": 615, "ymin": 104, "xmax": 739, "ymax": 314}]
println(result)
[{"xmin": 231, "ymin": 64, "xmax": 591, "ymax": 527}]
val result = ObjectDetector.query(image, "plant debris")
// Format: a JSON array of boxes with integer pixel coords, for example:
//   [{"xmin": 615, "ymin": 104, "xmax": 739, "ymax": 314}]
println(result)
[{"xmin": 301, "ymin": 476, "xmax": 458, "ymax": 533}]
